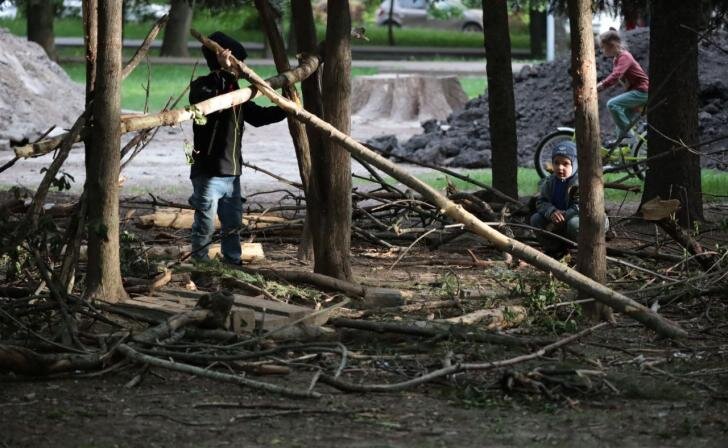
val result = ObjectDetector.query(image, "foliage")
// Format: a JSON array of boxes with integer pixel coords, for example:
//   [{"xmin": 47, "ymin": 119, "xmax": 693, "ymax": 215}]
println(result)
[
  {"xmin": 119, "ymin": 230, "xmax": 153, "ymax": 277},
  {"xmin": 515, "ymin": 276, "xmax": 581, "ymax": 334}
]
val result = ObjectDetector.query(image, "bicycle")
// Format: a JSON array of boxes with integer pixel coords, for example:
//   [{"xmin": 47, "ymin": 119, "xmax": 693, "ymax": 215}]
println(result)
[{"xmin": 533, "ymin": 122, "xmax": 649, "ymax": 181}]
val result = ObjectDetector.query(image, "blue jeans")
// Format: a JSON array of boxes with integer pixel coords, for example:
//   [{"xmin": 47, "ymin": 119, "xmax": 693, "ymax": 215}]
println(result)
[
  {"xmin": 188, "ymin": 176, "xmax": 244, "ymax": 263},
  {"xmin": 607, "ymin": 90, "xmax": 648, "ymax": 139}
]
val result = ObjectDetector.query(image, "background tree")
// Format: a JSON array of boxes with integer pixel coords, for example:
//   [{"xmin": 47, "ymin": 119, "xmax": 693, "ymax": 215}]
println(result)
[
  {"xmin": 641, "ymin": 0, "xmax": 703, "ymax": 226},
  {"xmin": 291, "ymin": 0, "xmax": 327, "ymax": 263},
  {"xmin": 84, "ymin": 0, "xmax": 128, "ymax": 303},
  {"xmin": 528, "ymin": 3, "xmax": 546, "ymax": 58},
  {"xmin": 567, "ymin": 0, "xmax": 612, "ymax": 322},
  {"xmin": 160, "ymin": 0, "xmax": 195, "ymax": 57},
  {"xmin": 310, "ymin": 0, "xmax": 353, "ymax": 280},
  {"xmin": 255, "ymin": 0, "xmax": 315, "ymax": 260},
  {"xmin": 483, "ymin": 0, "xmax": 519, "ymax": 199},
  {"xmin": 26, "ymin": 0, "xmax": 57, "ymax": 60}
]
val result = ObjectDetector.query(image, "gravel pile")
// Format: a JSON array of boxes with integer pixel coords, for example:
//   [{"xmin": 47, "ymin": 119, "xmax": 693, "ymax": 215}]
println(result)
[
  {"xmin": 0, "ymin": 28, "xmax": 84, "ymax": 152},
  {"xmin": 367, "ymin": 28, "xmax": 728, "ymax": 170}
]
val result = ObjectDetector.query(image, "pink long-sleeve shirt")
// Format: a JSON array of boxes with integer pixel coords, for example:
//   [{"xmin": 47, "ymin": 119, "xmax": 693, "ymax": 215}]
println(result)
[{"xmin": 602, "ymin": 50, "xmax": 649, "ymax": 92}]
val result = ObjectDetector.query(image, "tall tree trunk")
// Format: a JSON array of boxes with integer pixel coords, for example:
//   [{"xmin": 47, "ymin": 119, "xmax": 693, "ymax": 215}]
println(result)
[
  {"xmin": 256, "ymin": 0, "xmax": 315, "ymax": 261},
  {"xmin": 26, "ymin": 0, "xmax": 56, "ymax": 60},
  {"xmin": 312, "ymin": 0, "xmax": 353, "ymax": 280},
  {"xmin": 641, "ymin": 1, "xmax": 703, "ymax": 227},
  {"xmin": 85, "ymin": 0, "xmax": 128, "ymax": 303},
  {"xmin": 529, "ymin": 6, "xmax": 546, "ymax": 59},
  {"xmin": 483, "ymin": 0, "xmax": 518, "ymax": 199},
  {"xmin": 160, "ymin": 0, "xmax": 194, "ymax": 57},
  {"xmin": 291, "ymin": 0, "xmax": 326, "ymax": 264},
  {"xmin": 387, "ymin": 0, "xmax": 395, "ymax": 46},
  {"xmin": 567, "ymin": 0, "xmax": 612, "ymax": 322}
]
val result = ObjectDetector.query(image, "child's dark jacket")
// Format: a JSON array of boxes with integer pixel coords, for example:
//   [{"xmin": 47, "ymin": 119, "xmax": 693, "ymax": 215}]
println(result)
[
  {"xmin": 189, "ymin": 71, "xmax": 286, "ymax": 178},
  {"xmin": 535, "ymin": 174, "xmax": 580, "ymax": 220}
]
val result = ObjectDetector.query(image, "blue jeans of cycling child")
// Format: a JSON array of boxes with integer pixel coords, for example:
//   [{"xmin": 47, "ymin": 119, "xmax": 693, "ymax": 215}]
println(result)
[
  {"xmin": 188, "ymin": 176, "xmax": 244, "ymax": 263},
  {"xmin": 607, "ymin": 90, "xmax": 648, "ymax": 139}
]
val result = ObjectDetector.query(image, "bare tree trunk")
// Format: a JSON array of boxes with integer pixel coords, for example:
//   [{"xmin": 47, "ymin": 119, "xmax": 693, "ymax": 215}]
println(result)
[
  {"xmin": 256, "ymin": 0, "xmax": 315, "ymax": 261},
  {"xmin": 160, "ymin": 0, "xmax": 193, "ymax": 57},
  {"xmin": 641, "ymin": 0, "xmax": 703, "ymax": 227},
  {"xmin": 292, "ymin": 0, "xmax": 326, "ymax": 263},
  {"xmin": 26, "ymin": 0, "xmax": 57, "ymax": 60},
  {"xmin": 529, "ymin": 7, "xmax": 546, "ymax": 59},
  {"xmin": 313, "ymin": 0, "xmax": 353, "ymax": 280},
  {"xmin": 567, "ymin": 0, "xmax": 612, "ymax": 322},
  {"xmin": 387, "ymin": 0, "xmax": 395, "ymax": 46},
  {"xmin": 483, "ymin": 0, "xmax": 518, "ymax": 200},
  {"xmin": 84, "ymin": 0, "xmax": 128, "ymax": 303}
]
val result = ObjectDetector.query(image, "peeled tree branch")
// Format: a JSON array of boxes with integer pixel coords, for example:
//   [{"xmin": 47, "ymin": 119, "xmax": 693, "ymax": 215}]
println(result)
[
  {"xmin": 14, "ymin": 53, "xmax": 321, "ymax": 158},
  {"xmin": 201, "ymin": 38, "xmax": 686, "ymax": 338}
]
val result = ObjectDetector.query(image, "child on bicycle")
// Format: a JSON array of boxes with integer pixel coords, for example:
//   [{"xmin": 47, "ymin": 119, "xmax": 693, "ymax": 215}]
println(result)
[
  {"xmin": 596, "ymin": 28, "xmax": 649, "ymax": 148},
  {"xmin": 530, "ymin": 142, "xmax": 580, "ymax": 259}
]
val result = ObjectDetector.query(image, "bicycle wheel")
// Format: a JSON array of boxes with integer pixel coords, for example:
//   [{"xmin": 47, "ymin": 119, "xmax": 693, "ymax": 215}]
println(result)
[
  {"xmin": 630, "ymin": 132, "xmax": 648, "ymax": 180},
  {"xmin": 534, "ymin": 129, "xmax": 575, "ymax": 178}
]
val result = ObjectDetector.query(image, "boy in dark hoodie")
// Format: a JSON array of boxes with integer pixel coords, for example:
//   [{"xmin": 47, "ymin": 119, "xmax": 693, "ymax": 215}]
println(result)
[
  {"xmin": 188, "ymin": 32, "xmax": 287, "ymax": 264},
  {"xmin": 530, "ymin": 141, "xmax": 580, "ymax": 258}
]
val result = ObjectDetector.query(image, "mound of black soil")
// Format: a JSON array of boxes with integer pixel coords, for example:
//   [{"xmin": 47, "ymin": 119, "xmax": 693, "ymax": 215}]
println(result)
[{"xmin": 367, "ymin": 28, "xmax": 728, "ymax": 170}]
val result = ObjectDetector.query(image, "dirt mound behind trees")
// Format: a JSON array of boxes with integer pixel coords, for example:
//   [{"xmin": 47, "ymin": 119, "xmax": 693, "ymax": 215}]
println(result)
[
  {"xmin": 0, "ymin": 29, "xmax": 84, "ymax": 152},
  {"xmin": 367, "ymin": 28, "xmax": 728, "ymax": 170}
]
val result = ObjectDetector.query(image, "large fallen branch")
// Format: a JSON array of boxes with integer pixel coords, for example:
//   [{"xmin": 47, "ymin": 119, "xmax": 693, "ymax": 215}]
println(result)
[
  {"xmin": 319, "ymin": 322, "xmax": 608, "ymax": 392},
  {"xmin": 14, "ymin": 54, "xmax": 320, "ymax": 158},
  {"xmin": 218, "ymin": 52, "xmax": 685, "ymax": 338}
]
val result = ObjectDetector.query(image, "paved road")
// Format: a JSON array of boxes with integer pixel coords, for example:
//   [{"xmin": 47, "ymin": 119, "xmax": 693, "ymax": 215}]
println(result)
[{"xmin": 56, "ymin": 37, "xmax": 531, "ymax": 76}]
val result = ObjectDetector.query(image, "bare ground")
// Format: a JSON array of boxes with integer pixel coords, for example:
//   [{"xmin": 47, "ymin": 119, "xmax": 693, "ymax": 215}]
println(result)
[{"xmin": 2, "ymin": 234, "xmax": 727, "ymax": 447}]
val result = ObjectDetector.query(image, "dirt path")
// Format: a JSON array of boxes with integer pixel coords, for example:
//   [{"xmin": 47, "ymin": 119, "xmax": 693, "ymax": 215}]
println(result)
[{"xmin": 0, "ymin": 116, "xmax": 424, "ymax": 201}]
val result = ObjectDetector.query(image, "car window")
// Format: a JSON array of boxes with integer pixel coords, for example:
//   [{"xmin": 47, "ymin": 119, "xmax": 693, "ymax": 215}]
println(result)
[{"xmin": 398, "ymin": 0, "xmax": 427, "ymax": 10}]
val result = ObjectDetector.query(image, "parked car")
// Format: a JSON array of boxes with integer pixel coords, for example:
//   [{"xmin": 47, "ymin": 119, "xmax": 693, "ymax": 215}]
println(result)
[
  {"xmin": 60, "ymin": 0, "xmax": 169, "ymax": 22},
  {"xmin": 0, "ymin": 1, "xmax": 17, "ymax": 19},
  {"xmin": 376, "ymin": 0, "xmax": 483, "ymax": 32}
]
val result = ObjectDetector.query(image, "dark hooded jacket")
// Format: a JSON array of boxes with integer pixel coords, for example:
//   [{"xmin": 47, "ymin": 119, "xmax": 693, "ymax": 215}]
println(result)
[{"xmin": 189, "ymin": 32, "xmax": 286, "ymax": 178}]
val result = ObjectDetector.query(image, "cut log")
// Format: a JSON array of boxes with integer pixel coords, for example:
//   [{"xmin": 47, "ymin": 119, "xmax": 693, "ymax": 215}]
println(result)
[
  {"xmin": 136, "ymin": 209, "xmax": 291, "ymax": 230},
  {"xmin": 441, "ymin": 305, "xmax": 527, "ymax": 330},
  {"xmin": 352, "ymin": 74, "xmax": 468, "ymax": 122},
  {"xmin": 80, "ymin": 242, "xmax": 264, "ymax": 263},
  {"xmin": 115, "ymin": 287, "xmax": 330, "ymax": 333}
]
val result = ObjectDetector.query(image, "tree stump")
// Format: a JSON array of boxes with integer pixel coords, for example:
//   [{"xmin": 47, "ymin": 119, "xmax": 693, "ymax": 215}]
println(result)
[{"xmin": 351, "ymin": 74, "xmax": 468, "ymax": 122}]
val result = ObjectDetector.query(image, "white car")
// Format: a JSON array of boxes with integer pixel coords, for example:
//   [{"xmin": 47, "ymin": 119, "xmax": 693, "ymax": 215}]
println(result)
[
  {"xmin": 0, "ymin": 1, "xmax": 17, "ymax": 19},
  {"xmin": 376, "ymin": 0, "xmax": 483, "ymax": 32},
  {"xmin": 60, "ymin": 0, "xmax": 169, "ymax": 22}
]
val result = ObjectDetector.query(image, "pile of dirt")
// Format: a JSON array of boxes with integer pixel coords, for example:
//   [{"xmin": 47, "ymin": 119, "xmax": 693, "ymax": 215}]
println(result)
[
  {"xmin": 0, "ymin": 28, "xmax": 84, "ymax": 152},
  {"xmin": 367, "ymin": 28, "xmax": 728, "ymax": 170}
]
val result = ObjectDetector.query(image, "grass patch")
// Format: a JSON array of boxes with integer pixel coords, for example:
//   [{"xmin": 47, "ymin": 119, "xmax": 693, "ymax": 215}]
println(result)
[
  {"xmin": 459, "ymin": 76, "xmax": 486, "ymax": 99},
  {"xmin": 61, "ymin": 62, "xmax": 378, "ymax": 111},
  {"xmin": 383, "ymin": 168, "xmax": 728, "ymax": 203}
]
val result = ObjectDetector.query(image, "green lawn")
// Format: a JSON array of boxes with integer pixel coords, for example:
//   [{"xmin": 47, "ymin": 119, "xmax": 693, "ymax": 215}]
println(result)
[
  {"xmin": 411, "ymin": 168, "xmax": 728, "ymax": 202},
  {"xmin": 62, "ymin": 62, "xmax": 476, "ymax": 111}
]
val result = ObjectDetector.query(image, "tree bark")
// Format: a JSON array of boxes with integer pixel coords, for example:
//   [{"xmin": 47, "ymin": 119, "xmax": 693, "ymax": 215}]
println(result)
[
  {"xmin": 529, "ymin": 7, "xmax": 546, "ymax": 59},
  {"xmin": 160, "ymin": 0, "xmax": 193, "ymax": 57},
  {"xmin": 567, "ymin": 0, "xmax": 612, "ymax": 322},
  {"xmin": 483, "ymin": 0, "xmax": 519, "ymax": 200},
  {"xmin": 292, "ymin": 0, "xmax": 326, "ymax": 264},
  {"xmin": 256, "ymin": 0, "xmax": 315, "ymax": 261},
  {"xmin": 84, "ymin": 0, "xmax": 128, "ymax": 304},
  {"xmin": 641, "ymin": 0, "xmax": 703, "ymax": 227},
  {"xmin": 312, "ymin": 0, "xmax": 353, "ymax": 280},
  {"xmin": 26, "ymin": 0, "xmax": 57, "ymax": 60},
  {"xmin": 228, "ymin": 59, "xmax": 687, "ymax": 338}
]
